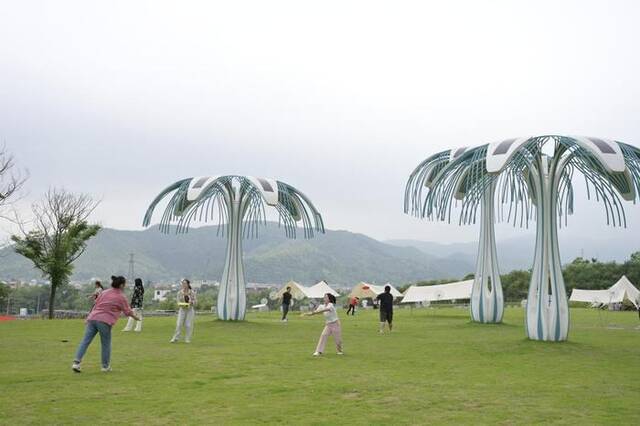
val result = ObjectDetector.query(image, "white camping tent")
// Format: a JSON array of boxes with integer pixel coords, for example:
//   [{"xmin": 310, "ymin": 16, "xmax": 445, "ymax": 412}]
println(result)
[
  {"xmin": 270, "ymin": 280, "xmax": 310, "ymax": 300},
  {"xmin": 569, "ymin": 275, "xmax": 639, "ymax": 308},
  {"xmin": 348, "ymin": 282, "xmax": 403, "ymax": 299},
  {"xmin": 401, "ymin": 279, "xmax": 473, "ymax": 303},
  {"xmin": 306, "ymin": 281, "xmax": 340, "ymax": 299}
]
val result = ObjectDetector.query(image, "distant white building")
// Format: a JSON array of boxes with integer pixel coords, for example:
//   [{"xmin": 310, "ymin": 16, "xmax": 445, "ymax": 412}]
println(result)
[
  {"xmin": 247, "ymin": 282, "xmax": 280, "ymax": 290},
  {"xmin": 153, "ymin": 289, "xmax": 171, "ymax": 302}
]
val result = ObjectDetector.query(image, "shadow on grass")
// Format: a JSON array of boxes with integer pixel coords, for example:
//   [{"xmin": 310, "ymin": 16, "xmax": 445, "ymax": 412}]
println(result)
[
  {"xmin": 514, "ymin": 338, "xmax": 589, "ymax": 352},
  {"xmin": 466, "ymin": 321, "xmax": 519, "ymax": 328},
  {"xmin": 413, "ymin": 313, "xmax": 470, "ymax": 321},
  {"xmin": 206, "ymin": 319, "xmax": 276, "ymax": 329}
]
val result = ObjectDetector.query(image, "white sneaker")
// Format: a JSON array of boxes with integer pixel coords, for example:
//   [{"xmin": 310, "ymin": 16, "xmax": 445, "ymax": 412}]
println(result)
[
  {"xmin": 101, "ymin": 366, "xmax": 112, "ymax": 373},
  {"xmin": 170, "ymin": 338, "xmax": 177, "ymax": 343},
  {"xmin": 312, "ymin": 352, "xmax": 322, "ymax": 356},
  {"xmin": 185, "ymin": 339, "xmax": 191, "ymax": 344},
  {"xmin": 71, "ymin": 362, "xmax": 81, "ymax": 373},
  {"xmin": 337, "ymin": 351, "xmax": 344, "ymax": 355}
]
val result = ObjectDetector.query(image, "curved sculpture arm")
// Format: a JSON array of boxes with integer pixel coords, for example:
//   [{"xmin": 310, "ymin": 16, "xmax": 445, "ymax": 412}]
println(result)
[
  {"xmin": 404, "ymin": 150, "xmax": 451, "ymax": 217},
  {"xmin": 143, "ymin": 175, "xmax": 325, "ymax": 240},
  {"xmin": 556, "ymin": 137, "xmax": 628, "ymax": 227},
  {"xmin": 276, "ymin": 181, "xmax": 325, "ymax": 239},
  {"xmin": 617, "ymin": 143, "xmax": 640, "ymax": 201},
  {"xmin": 142, "ymin": 178, "xmax": 192, "ymax": 228},
  {"xmin": 421, "ymin": 145, "xmax": 492, "ymax": 225}
]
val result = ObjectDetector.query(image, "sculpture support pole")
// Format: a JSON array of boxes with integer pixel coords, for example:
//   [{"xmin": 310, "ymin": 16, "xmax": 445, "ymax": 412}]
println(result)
[
  {"xmin": 525, "ymin": 157, "xmax": 569, "ymax": 341},
  {"xmin": 217, "ymin": 195, "xmax": 247, "ymax": 320},
  {"xmin": 470, "ymin": 182, "xmax": 504, "ymax": 323}
]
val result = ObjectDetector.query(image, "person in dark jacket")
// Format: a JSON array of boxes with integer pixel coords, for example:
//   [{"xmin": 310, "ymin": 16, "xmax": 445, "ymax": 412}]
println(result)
[
  {"xmin": 122, "ymin": 278, "xmax": 144, "ymax": 332},
  {"xmin": 376, "ymin": 285, "xmax": 394, "ymax": 334},
  {"xmin": 281, "ymin": 287, "xmax": 292, "ymax": 322}
]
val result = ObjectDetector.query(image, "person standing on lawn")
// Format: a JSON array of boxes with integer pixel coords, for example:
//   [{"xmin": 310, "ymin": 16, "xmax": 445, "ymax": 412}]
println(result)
[
  {"xmin": 346, "ymin": 296, "xmax": 358, "ymax": 316},
  {"xmin": 87, "ymin": 280, "xmax": 104, "ymax": 312},
  {"xmin": 281, "ymin": 286, "xmax": 292, "ymax": 322},
  {"xmin": 376, "ymin": 285, "xmax": 394, "ymax": 333},
  {"xmin": 170, "ymin": 279, "xmax": 197, "ymax": 343},
  {"xmin": 303, "ymin": 293, "xmax": 343, "ymax": 356},
  {"xmin": 89, "ymin": 280, "xmax": 104, "ymax": 301},
  {"xmin": 72, "ymin": 276, "xmax": 140, "ymax": 373},
  {"xmin": 122, "ymin": 278, "xmax": 144, "ymax": 332}
]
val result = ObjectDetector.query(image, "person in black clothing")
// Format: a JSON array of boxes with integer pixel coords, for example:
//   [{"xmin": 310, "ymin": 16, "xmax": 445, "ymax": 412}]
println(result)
[
  {"xmin": 281, "ymin": 286, "xmax": 292, "ymax": 322},
  {"xmin": 376, "ymin": 285, "xmax": 394, "ymax": 333},
  {"xmin": 123, "ymin": 278, "xmax": 144, "ymax": 332}
]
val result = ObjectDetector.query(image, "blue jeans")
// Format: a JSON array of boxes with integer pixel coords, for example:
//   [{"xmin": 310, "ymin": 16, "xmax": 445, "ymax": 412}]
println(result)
[{"xmin": 74, "ymin": 320, "xmax": 112, "ymax": 368}]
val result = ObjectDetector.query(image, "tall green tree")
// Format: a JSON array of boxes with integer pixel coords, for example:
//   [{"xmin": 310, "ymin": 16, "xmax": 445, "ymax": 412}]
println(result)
[
  {"xmin": 0, "ymin": 281, "xmax": 9, "ymax": 312},
  {"xmin": 11, "ymin": 189, "xmax": 100, "ymax": 318}
]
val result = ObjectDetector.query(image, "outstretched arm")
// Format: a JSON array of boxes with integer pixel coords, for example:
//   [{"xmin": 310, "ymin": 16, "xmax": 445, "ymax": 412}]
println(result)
[{"xmin": 304, "ymin": 306, "xmax": 330, "ymax": 316}]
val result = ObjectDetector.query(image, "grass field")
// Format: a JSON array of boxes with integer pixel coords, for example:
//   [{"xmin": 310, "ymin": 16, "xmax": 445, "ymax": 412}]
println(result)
[{"xmin": 1, "ymin": 307, "xmax": 639, "ymax": 425}]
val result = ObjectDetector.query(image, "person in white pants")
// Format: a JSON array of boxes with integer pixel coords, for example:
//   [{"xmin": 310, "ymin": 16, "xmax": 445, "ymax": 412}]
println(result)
[
  {"xmin": 171, "ymin": 279, "xmax": 197, "ymax": 343},
  {"xmin": 123, "ymin": 278, "xmax": 144, "ymax": 332}
]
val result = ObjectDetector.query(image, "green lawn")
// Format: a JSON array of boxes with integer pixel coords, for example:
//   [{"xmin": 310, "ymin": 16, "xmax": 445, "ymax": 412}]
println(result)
[{"xmin": 1, "ymin": 307, "xmax": 639, "ymax": 425}]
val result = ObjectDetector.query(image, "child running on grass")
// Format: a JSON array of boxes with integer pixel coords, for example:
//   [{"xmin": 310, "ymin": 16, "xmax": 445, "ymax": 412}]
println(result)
[
  {"xmin": 303, "ymin": 293, "xmax": 343, "ymax": 356},
  {"xmin": 72, "ymin": 276, "xmax": 140, "ymax": 373}
]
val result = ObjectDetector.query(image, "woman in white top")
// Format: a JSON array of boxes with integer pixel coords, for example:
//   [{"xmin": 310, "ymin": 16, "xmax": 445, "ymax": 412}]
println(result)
[
  {"xmin": 88, "ymin": 280, "xmax": 104, "ymax": 301},
  {"xmin": 303, "ymin": 293, "xmax": 343, "ymax": 356},
  {"xmin": 170, "ymin": 279, "xmax": 197, "ymax": 343}
]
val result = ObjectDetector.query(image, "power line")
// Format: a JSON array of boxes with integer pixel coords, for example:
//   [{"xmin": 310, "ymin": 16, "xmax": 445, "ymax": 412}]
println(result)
[{"xmin": 128, "ymin": 253, "xmax": 135, "ymax": 282}]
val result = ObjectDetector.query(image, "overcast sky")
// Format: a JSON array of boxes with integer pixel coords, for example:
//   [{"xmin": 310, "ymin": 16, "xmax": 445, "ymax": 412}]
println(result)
[{"xmin": 1, "ymin": 0, "xmax": 639, "ymax": 245}]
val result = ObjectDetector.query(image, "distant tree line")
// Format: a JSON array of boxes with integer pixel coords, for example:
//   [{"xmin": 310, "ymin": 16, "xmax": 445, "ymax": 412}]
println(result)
[
  {"xmin": 2, "ymin": 252, "xmax": 639, "ymax": 314},
  {"xmin": 405, "ymin": 251, "xmax": 640, "ymax": 302},
  {"xmin": 0, "ymin": 282, "xmax": 275, "ymax": 315}
]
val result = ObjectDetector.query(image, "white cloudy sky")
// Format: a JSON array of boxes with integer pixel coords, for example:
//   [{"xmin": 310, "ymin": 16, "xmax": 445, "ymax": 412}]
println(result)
[{"xmin": 1, "ymin": 0, "xmax": 639, "ymax": 244}]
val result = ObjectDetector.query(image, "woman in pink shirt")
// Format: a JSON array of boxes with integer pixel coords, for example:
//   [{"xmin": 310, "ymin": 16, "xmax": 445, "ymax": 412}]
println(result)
[{"xmin": 72, "ymin": 276, "xmax": 140, "ymax": 373}]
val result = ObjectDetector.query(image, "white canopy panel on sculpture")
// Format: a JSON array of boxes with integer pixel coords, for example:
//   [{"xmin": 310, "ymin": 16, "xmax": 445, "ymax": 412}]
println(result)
[{"xmin": 401, "ymin": 280, "xmax": 473, "ymax": 303}]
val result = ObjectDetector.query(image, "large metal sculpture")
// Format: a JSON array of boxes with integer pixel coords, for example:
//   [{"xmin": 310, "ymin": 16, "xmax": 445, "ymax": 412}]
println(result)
[
  {"xmin": 405, "ymin": 146, "xmax": 504, "ymax": 324},
  {"xmin": 143, "ymin": 175, "xmax": 324, "ymax": 320},
  {"xmin": 407, "ymin": 136, "xmax": 640, "ymax": 341}
]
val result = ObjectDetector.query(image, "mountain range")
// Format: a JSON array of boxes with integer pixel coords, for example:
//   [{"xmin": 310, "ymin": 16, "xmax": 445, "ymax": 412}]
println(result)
[
  {"xmin": 2, "ymin": 223, "xmax": 636, "ymax": 285},
  {"xmin": 0, "ymin": 224, "xmax": 474, "ymax": 285},
  {"xmin": 387, "ymin": 231, "xmax": 639, "ymax": 273}
]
